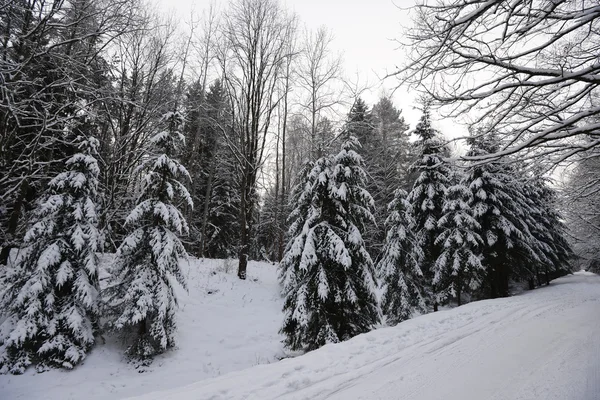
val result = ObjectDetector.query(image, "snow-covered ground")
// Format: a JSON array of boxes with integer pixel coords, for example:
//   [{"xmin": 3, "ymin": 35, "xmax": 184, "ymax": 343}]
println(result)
[
  {"xmin": 127, "ymin": 270, "xmax": 600, "ymax": 400},
  {"xmin": 0, "ymin": 258, "xmax": 285, "ymax": 400},
  {"xmin": 2, "ymin": 264, "xmax": 600, "ymax": 400}
]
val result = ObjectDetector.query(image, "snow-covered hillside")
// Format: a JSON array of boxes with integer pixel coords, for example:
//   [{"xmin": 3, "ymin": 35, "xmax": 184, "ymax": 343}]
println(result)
[
  {"xmin": 2, "ymin": 263, "xmax": 600, "ymax": 400},
  {"xmin": 128, "ymin": 271, "xmax": 600, "ymax": 400},
  {"xmin": 0, "ymin": 258, "xmax": 285, "ymax": 400}
]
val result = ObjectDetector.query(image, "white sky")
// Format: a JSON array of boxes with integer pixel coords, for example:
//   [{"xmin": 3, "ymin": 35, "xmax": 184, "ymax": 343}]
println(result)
[{"xmin": 156, "ymin": 0, "xmax": 466, "ymax": 139}]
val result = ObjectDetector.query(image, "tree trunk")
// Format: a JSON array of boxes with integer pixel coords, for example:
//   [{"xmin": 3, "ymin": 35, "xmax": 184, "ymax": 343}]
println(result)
[
  {"xmin": 456, "ymin": 271, "xmax": 462, "ymax": 306},
  {"xmin": 1, "ymin": 179, "xmax": 31, "ymax": 266},
  {"xmin": 199, "ymin": 154, "xmax": 216, "ymax": 257},
  {"xmin": 237, "ymin": 171, "xmax": 252, "ymax": 280}
]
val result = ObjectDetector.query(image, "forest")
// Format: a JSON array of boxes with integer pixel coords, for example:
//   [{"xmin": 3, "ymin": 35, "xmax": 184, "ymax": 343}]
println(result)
[{"xmin": 0, "ymin": 0, "xmax": 598, "ymax": 376}]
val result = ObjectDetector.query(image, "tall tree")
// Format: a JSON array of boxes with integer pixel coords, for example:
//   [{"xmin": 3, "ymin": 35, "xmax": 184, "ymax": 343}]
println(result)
[
  {"xmin": 297, "ymin": 26, "xmax": 342, "ymax": 158},
  {"xmin": 461, "ymin": 133, "xmax": 535, "ymax": 298},
  {"xmin": 99, "ymin": 11, "xmax": 180, "ymax": 250},
  {"xmin": 219, "ymin": 0, "xmax": 295, "ymax": 279},
  {"xmin": 368, "ymin": 96, "xmax": 412, "ymax": 259},
  {"xmin": 0, "ymin": 132, "xmax": 101, "ymax": 374},
  {"xmin": 563, "ymin": 151, "xmax": 600, "ymax": 272},
  {"xmin": 183, "ymin": 79, "xmax": 239, "ymax": 258},
  {"xmin": 521, "ymin": 175, "xmax": 573, "ymax": 286},
  {"xmin": 435, "ymin": 184, "xmax": 484, "ymax": 305},
  {"xmin": 280, "ymin": 137, "xmax": 378, "ymax": 351},
  {"xmin": 103, "ymin": 112, "xmax": 191, "ymax": 360},
  {"xmin": 406, "ymin": 107, "xmax": 453, "ymax": 311},
  {"xmin": 377, "ymin": 188, "xmax": 426, "ymax": 325}
]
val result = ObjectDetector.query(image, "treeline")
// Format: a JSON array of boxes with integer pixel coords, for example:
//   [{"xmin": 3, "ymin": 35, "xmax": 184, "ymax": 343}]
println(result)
[{"xmin": 279, "ymin": 106, "xmax": 573, "ymax": 351}]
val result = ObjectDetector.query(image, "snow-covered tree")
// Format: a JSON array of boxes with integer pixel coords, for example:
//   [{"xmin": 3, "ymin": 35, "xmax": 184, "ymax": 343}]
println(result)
[
  {"xmin": 278, "ymin": 159, "xmax": 315, "ymax": 293},
  {"xmin": 521, "ymin": 175, "xmax": 573, "ymax": 286},
  {"xmin": 406, "ymin": 107, "xmax": 453, "ymax": 311},
  {"xmin": 103, "ymin": 112, "xmax": 192, "ymax": 360},
  {"xmin": 462, "ymin": 132, "xmax": 535, "ymax": 298},
  {"xmin": 435, "ymin": 184, "xmax": 484, "ymax": 305},
  {"xmin": 377, "ymin": 189, "xmax": 426, "ymax": 325},
  {"xmin": 347, "ymin": 96, "xmax": 413, "ymax": 261},
  {"xmin": 0, "ymin": 134, "xmax": 102, "ymax": 374},
  {"xmin": 280, "ymin": 137, "xmax": 379, "ymax": 351}
]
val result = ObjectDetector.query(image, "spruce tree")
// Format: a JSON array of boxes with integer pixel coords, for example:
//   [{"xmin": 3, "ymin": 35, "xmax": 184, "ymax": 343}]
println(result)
[
  {"xmin": 103, "ymin": 112, "xmax": 192, "ymax": 360},
  {"xmin": 0, "ymin": 134, "xmax": 101, "ymax": 374},
  {"xmin": 278, "ymin": 160, "xmax": 315, "ymax": 294},
  {"xmin": 435, "ymin": 184, "xmax": 484, "ymax": 305},
  {"xmin": 521, "ymin": 175, "xmax": 573, "ymax": 287},
  {"xmin": 377, "ymin": 189, "xmax": 426, "ymax": 325},
  {"xmin": 368, "ymin": 97, "xmax": 413, "ymax": 259},
  {"xmin": 406, "ymin": 107, "xmax": 453, "ymax": 311},
  {"xmin": 462, "ymin": 132, "xmax": 534, "ymax": 298},
  {"xmin": 280, "ymin": 137, "xmax": 378, "ymax": 351}
]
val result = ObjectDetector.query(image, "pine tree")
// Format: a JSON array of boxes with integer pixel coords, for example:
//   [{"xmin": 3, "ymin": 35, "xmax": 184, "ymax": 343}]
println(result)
[
  {"xmin": 103, "ymin": 112, "xmax": 192, "ymax": 360},
  {"xmin": 435, "ymin": 184, "xmax": 484, "ymax": 306},
  {"xmin": 406, "ymin": 107, "xmax": 453, "ymax": 311},
  {"xmin": 372, "ymin": 98, "xmax": 412, "ymax": 259},
  {"xmin": 0, "ymin": 133, "xmax": 101, "ymax": 374},
  {"xmin": 280, "ymin": 137, "xmax": 378, "ymax": 351},
  {"xmin": 462, "ymin": 132, "xmax": 534, "ymax": 298},
  {"xmin": 377, "ymin": 189, "xmax": 426, "ymax": 325},
  {"xmin": 278, "ymin": 160, "xmax": 315, "ymax": 294},
  {"xmin": 521, "ymin": 175, "xmax": 573, "ymax": 287},
  {"xmin": 182, "ymin": 79, "xmax": 239, "ymax": 258}
]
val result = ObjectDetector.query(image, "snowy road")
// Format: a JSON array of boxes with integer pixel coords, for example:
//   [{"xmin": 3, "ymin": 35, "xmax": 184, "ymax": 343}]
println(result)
[{"xmin": 131, "ymin": 271, "xmax": 600, "ymax": 400}]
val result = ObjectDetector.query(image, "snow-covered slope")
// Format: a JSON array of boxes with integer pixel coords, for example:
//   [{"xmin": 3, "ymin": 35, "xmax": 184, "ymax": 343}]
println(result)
[
  {"xmin": 128, "ymin": 271, "xmax": 600, "ymax": 400},
  {"xmin": 2, "ymin": 263, "xmax": 599, "ymax": 400},
  {"xmin": 0, "ymin": 258, "xmax": 285, "ymax": 400}
]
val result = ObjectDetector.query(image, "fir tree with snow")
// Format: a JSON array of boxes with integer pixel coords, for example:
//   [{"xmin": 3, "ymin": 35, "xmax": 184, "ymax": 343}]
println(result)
[
  {"xmin": 520, "ymin": 174, "xmax": 573, "ymax": 287},
  {"xmin": 462, "ymin": 131, "xmax": 535, "ymax": 298},
  {"xmin": 0, "ymin": 134, "xmax": 102, "ymax": 374},
  {"xmin": 103, "ymin": 112, "xmax": 192, "ymax": 360},
  {"xmin": 406, "ymin": 106, "xmax": 453, "ymax": 311},
  {"xmin": 435, "ymin": 184, "xmax": 485, "ymax": 306},
  {"xmin": 278, "ymin": 159, "xmax": 315, "ymax": 294},
  {"xmin": 280, "ymin": 137, "xmax": 379, "ymax": 351},
  {"xmin": 377, "ymin": 188, "xmax": 426, "ymax": 325}
]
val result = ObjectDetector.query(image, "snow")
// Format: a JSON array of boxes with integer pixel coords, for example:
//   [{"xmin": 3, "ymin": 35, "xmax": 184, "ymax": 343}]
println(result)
[
  {"xmin": 0, "ymin": 258, "xmax": 285, "ymax": 400},
  {"xmin": 126, "ymin": 271, "xmax": 600, "ymax": 400},
  {"xmin": 2, "ymin": 267, "xmax": 600, "ymax": 400}
]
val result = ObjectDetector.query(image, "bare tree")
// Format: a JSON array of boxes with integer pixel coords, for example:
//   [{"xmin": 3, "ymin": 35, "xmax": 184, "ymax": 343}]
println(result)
[
  {"xmin": 272, "ymin": 20, "xmax": 298, "ymax": 261},
  {"xmin": 296, "ymin": 26, "xmax": 343, "ymax": 157},
  {"xmin": 395, "ymin": 0, "xmax": 600, "ymax": 165},
  {"xmin": 218, "ymin": 0, "xmax": 295, "ymax": 279},
  {"xmin": 99, "ymin": 10, "xmax": 180, "ymax": 247}
]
